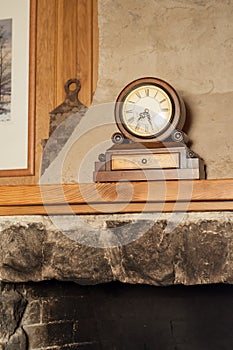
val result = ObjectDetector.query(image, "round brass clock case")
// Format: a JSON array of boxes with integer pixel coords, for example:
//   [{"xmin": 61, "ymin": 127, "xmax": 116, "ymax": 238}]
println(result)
[{"xmin": 114, "ymin": 77, "xmax": 186, "ymax": 142}]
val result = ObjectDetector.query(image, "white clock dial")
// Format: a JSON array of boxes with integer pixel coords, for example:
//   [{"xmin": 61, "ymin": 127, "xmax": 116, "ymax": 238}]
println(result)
[
  {"xmin": 115, "ymin": 78, "xmax": 185, "ymax": 142},
  {"xmin": 122, "ymin": 85, "xmax": 172, "ymax": 138}
]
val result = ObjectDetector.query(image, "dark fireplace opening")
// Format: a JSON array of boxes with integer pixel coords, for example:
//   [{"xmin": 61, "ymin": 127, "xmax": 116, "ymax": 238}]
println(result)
[{"xmin": 1, "ymin": 280, "xmax": 233, "ymax": 350}]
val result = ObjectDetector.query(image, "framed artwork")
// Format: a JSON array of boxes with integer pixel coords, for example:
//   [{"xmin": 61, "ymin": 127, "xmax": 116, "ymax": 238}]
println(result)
[{"xmin": 0, "ymin": 0, "xmax": 36, "ymax": 176}]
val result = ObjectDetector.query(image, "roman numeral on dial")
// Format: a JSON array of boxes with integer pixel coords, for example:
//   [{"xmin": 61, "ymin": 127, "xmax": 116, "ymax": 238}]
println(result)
[
  {"xmin": 159, "ymin": 98, "xmax": 166, "ymax": 104},
  {"xmin": 128, "ymin": 117, "xmax": 134, "ymax": 123}
]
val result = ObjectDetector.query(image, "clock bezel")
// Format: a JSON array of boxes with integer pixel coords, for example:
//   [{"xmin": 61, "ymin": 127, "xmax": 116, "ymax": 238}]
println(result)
[{"xmin": 114, "ymin": 77, "xmax": 186, "ymax": 142}]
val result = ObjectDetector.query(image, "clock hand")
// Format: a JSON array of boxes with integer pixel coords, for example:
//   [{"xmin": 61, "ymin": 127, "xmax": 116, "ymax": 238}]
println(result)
[
  {"xmin": 135, "ymin": 118, "xmax": 141, "ymax": 130},
  {"xmin": 136, "ymin": 111, "xmax": 144, "ymax": 129},
  {"xmin": 147, "ymin": 115, "xmax": 154, "ymax": 131},
  {"xmin": 143, "ymin": 109, "xmax": 155, "ymax": 131}
]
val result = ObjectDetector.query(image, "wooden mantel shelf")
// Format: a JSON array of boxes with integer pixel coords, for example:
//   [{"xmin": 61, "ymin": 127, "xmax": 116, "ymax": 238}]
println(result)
[{"xmin": 0, "ymin": 179, "xmax": 233, "ymax": 216}]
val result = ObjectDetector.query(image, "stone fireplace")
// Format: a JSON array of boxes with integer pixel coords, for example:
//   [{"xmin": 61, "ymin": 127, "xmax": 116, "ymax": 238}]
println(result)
[{"xmin": 1, "ymin": 211, "xmax": 233, "ymax": 349}]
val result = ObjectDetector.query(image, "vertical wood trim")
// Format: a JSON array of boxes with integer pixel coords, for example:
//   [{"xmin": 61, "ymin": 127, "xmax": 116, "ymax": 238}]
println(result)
[
  {"xmin": 55, "ymin": 0, "xmax": 98, "ymax": 106},
  {"xmin": 27, "ymin": 0, "xmax": 37, "ymax": 176},
  {"xmin": 92, "ymin": 0, "xmax": 99, "ymax": 98},
  {"xmin": 36, "ymin": 0, "xmax": 57, "ymax": 138},
  {"xmin": 55, "ymin": 0, "xmax": 78, "ymax": 106},
  {"xmin": 56, "ymin": 0, "xmax": 64, "ymax": 105},
  {"xmin": 77, "ymin": 0, "xmax": 93, "ymax": 106}
]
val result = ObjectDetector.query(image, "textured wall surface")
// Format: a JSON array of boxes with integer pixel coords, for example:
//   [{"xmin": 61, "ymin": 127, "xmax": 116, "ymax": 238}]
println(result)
[
  {"xmin": 93, "ymin": 0, "xmax": 233, "ymax": 179},
  {"xmin": 0, "ymin": 213, "xmax": 233, "ymax": 286}
]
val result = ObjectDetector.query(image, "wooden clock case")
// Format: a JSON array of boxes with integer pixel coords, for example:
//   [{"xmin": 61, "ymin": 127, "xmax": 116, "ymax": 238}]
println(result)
[{"xmin": 94, "ymin": 78, "xmax": 205, "ymax": 182}]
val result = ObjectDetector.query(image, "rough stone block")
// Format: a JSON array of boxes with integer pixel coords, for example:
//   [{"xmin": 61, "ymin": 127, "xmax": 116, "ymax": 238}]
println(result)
[
  {"xmin": 0, "ymin": 213, "xmax": 233, "ymax": 286},
  {"xmin": 0, "ymin": 288, "xmax": 27, "ymax": 344},
  {"xmin": 0, "ymin": 223, "xmax": 45, "ymax": 282},
  {"xmin": 22, "ymin": 300, "xmax": 41, "ymax": 326},
  {"xmin": 4, "ymin": 328, "xmax": 27, "ymax": 350},
  {"xmin": 42, "ymin": 229, "xmax": 113, "ymax": 285}
]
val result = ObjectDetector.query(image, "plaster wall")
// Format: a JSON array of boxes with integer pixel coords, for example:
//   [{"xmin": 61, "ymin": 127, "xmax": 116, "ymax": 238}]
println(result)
[{"xmin": 93, "ymin": 0, "xmax": 233, "ymax": 179}]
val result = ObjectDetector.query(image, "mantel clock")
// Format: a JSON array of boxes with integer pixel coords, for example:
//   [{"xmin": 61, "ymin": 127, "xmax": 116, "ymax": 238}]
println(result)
[{"xmin": 94, "ymin": 77, "xmax": 204, "ymax": 182}]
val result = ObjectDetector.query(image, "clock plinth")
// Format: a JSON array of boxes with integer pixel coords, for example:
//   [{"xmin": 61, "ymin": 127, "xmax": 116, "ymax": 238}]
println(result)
[{"xmin": 94, "ymin": 142, "xmax": 205, "ymax": 182}]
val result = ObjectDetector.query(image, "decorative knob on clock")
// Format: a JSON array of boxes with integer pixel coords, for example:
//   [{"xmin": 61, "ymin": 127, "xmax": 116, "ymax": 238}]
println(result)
[{"xmin": 111, "ymin": 132, "xmax": 125, "ymax": 144}]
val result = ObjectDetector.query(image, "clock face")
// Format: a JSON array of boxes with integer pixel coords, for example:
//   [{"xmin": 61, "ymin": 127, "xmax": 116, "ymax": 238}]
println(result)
[
  {"xmin": 115, "ymin": 78, "xmax": 185, "ymax": 142},
  {"xmin": 121, "ymin": 84, "xmax": 173, "ymax": 138}
]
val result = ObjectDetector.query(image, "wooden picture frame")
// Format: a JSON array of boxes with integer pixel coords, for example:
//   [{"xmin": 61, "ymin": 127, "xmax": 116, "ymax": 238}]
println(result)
[{"xmin": 0, "ymin": 0, "xmax": 36, "ymax": 177}]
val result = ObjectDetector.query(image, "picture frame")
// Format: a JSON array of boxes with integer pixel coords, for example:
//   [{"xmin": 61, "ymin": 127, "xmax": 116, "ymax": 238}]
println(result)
[{"xmin": 0, "ymin": 0, "xmax": 36, "ymax": 177}]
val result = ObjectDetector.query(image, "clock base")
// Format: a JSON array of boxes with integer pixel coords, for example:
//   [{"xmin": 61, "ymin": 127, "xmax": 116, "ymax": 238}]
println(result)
[{"xmin": 94, "ymin": 142, "xmax": 205, "ymax": 182}]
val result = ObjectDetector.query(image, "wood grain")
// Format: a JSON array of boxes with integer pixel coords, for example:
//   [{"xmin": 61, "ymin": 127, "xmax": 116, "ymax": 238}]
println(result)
[
  {"xmin": 0, "ymin": 179, "xmax": 233, "ymax": 215},
  {"xmin": 92, "ymin": 0, "xmax": 99, "ymax": 96},
  {"xmin": 0, "ymin": 201, "xmax": 233, "ymax": 216},
  {"xmin": 77, "ymin": 0, "xmax": 93, "ymax": 106},
  {"xmin": 56, "ymin": 0, "xmax": 78, "ymax": 106},
  {"xmin": 111, "ymin": 153, "xmax": 180, "ymax": 170}
]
